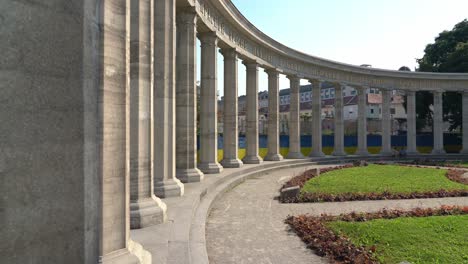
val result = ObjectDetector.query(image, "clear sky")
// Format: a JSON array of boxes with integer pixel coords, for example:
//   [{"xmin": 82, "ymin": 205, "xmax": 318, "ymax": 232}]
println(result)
[{"xmin": 197, "ymin": 0, "xmax": 468, "ymax": 96}]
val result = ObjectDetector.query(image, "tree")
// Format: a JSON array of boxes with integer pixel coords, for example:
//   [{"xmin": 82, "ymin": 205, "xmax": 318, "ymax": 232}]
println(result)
[{"xmin": 416, "ymin": 19, "xmax": 468, "ymax": 131}]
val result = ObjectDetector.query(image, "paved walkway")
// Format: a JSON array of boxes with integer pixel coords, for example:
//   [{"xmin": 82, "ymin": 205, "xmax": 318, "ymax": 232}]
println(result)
[{"xmin": 206, "ymin": 165, "xmax": 468, "ymax": 264}]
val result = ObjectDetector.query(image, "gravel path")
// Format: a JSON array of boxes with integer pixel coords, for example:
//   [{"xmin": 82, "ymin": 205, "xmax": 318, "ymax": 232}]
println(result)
[{"xmin": 206, "ymin": 165, "xmax": 468, "ymax": 264}]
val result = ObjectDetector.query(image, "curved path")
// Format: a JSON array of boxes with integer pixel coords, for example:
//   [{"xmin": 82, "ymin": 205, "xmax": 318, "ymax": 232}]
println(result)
[{"xmin": 206, "ymin": 165, "xmax": 468, "ymax": 264}]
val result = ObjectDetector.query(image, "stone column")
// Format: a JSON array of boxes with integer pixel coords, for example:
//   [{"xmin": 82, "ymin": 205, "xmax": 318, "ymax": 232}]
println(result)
[
  {"xmin": 243, "ymin": 61, "xmax": 263, "ymax": 164},
  {"xmin": 406, "ymin": 91, "xmax": 418, "ymax": 154},
  {"xmin": 198, "ymin": 32, "xmax": 223, "ymax": 173},
  {"xmin": 380, "ymin": 89, "xmax": 393, "ymax": 155},
  {"xmin": 356, "ymin": 86, "xmax": 369, "ymax": 155},
  {"xmin": 100, "ymin": 1, "xmax": 147, "ymax": 262},
  {"xmin": 332, "ymin": 83, "xmax": 346, "ymax": 156},
  {"xmin": 264, "ymin": 69, "xmax": 284, "ymax": 161},
  {"xmin": 130, "ymin": 0, "xmax": 167, "ymax": 229},
  {"xmin": 286, "ymin": 75, "xmax": 305, "ymax": 159},
  {"xmin": 310, "ymin": 79, "xmax": 325, "ymax": 157},
  {"xmin": 220, "ymin": 49, "xmax": 243, "ymax": 167},
  {"xmin": 3, "ymin": 0, "xmax": 148, "ymax": 262},
  {"xmin": 153, "ymin": 0, "xmax": 184, "ymax": 198},
  {"xmin": 175, "ymin": 10, "xmax": 204, "ymax": 182},
  {"xmin": 432, "ymin": 90, "xmax": 446, "ymax": 154},
  {"xmin": 461, "ymin": 91, "xmax": 468, "ymax": 154}
]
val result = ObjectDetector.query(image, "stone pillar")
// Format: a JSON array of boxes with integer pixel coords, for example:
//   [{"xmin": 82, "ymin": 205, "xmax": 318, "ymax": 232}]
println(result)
[
  {"xmin": 286, "ymin": 75, "xmax": 305, "ymax": 159},
  {"xmin": 153, "ymin": 0, "xmax": 184, "ymax": 198},
  {"xmin": 130, "ymin": 0, "xmax": 167, "ymax": 229},
  {"xmin": 432, "ymin": 90, "xmax": 446, "ymax": 154},
  {"xmin": 99, "ymin": 1, "xmax": 146, "ymax": 262},
  {"xmin": 264, "ymin": 69, "xmax": 284, "ymax": 161},
  {"xmin": 356, "ymin": 86, "xmax": 369, "ymax": 155},
  {"xmin": 380, "ymin": 89, "xmax": 393, "ymax": 155},
  {"xmin": 461, "ymin": 91, "xmax": 468, "ymax": 154},
  {"xmin": 310, "ymin": 79, "xmax": 325, "ymax": 157},
  {"xmin": 198, "ymin": 32, "xmax": 223, "ymax": 173},
  {"xmin": 220, "ymin": 49, "xmax": 243, "ymax": 168},
  {"xmin": 243, "ymin": 61, "xmax": 263, "ymax": 164},
  {"xmin": 332, "ymin": 83, "xmax": 346, "ymax": 156},
  {"xmin": 406, "ymin": 91, "xmax": 418, "ymax": 154},
  {"xmin": 3, "ymin": 0, "xmax": 148, "ymax": 262},
  {"xmin": 175, "ymin": 10, "xmax": 204, "ymax": 182}
]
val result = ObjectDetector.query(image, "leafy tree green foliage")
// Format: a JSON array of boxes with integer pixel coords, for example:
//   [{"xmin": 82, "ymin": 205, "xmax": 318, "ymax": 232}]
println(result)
[{"xmin": 415, "ymin": 19, "xmax": 468, "ymax": 131}]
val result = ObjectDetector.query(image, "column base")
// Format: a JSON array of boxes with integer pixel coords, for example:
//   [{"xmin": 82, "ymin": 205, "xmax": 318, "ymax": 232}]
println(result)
[
  {"xmin": 286, "ymin": 152, "xmax": 305, "ymax": 159},
  {"xmin": 264, "ymin": 153, "xmax": 284, "ymax": 161},
  {"xmin": 176, "ymin": 168, "xmax": 204, "ymax": 183},
  {"xmin": 154, "ymin": 179, "xmax": 184, "ymax": 198},
  {"xmin": 355, "ymin": 149, "xmax": 370, "ymax": 156},
  {"xmin": 460, "ymin": 149, "xmax": 468, "ymax": 154},
  {"xmin": 309, "ymin": 151, "xmax": 325, "ymax": 158},
  {"xmin": 379, "ymin": 150, "xmax": 393, "ymax": 156},
  {"xmin": 243, "ymin": 155, "xmax": 263, "ymax": 164},
  {"xmin": 130, "ymin": 196, "xmax": 167, "ymax": 229},
  {"xmin": 99, "ymin": 248, "xmax": 140, "ymax": 264},
  {"xmin": 432, "ymin": 149, "xmax": 446, "ymax": 155},
  {"xmin": 332, "ymin": 150, "xmax": 347, "ymax": 156},
  {"xmin": 198, "ymin": 162, "xmax": 223, "ymax": 174},
  {"xmin": 406, "ymin": 150, "xmax": 420, "ymax": 156},
  {"xmin": 221, "ymin": 158, "xmax": 243, "ymax": 168}
]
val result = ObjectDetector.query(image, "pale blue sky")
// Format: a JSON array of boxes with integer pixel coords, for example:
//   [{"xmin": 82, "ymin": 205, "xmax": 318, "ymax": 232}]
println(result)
[{"xmin": 197, "ymin": 0, "xmax": 468, "ymax": 96}]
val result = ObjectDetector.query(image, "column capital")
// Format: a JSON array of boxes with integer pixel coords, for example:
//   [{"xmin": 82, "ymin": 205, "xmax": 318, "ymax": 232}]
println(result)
[
  {"xmin": 264, "ymin": 68, "xmax": 282, "ymax": 76},
  {"xmin": 176, "ymin": 8, "xmax": 197, "ymax": 26},
  {"xmin": 433, "ymin": 89, "xmax": 445, "ymax": 95},
  {"xmin": 286, "ymin": 75, "xmax": 301, "ymax": 82},
  {"xmin": 406, "ymin": 90, "xmax": 416, "ymax": 96},
  {"xmin": 219, "ymin": 48, "xmax": 237, "ymax": 60},
  {"xmin": 198, "ymin": 31, "xmax": 218, "ymax": 46},
  {"xmin": 309, "ymin": 78, "xmax": 324, "ymax": 85},
  {"xmin": 462, "ymin": 90, "xmax": 468, "ymax": 95},
  {"xmin": 242, "ymin": 59, "xmax": 259, "ymax": 68}
]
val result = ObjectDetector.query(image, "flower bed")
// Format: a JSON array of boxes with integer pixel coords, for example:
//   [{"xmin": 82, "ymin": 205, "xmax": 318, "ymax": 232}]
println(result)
[{"xmin": 286, "ymin": 206, "xmax": 468, "ymax": 264}]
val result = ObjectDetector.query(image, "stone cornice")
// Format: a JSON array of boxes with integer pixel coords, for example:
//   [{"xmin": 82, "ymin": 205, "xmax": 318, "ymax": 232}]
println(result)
[{"xmin": 189, "ymin": 0, "xmax": 468, "ymax": 91}]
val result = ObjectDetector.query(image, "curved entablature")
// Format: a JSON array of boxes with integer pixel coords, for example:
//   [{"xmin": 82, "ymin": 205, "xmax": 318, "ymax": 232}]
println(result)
[{"xmin": 190, "ymin": 0, "xmax": 468, "ymax": 91}]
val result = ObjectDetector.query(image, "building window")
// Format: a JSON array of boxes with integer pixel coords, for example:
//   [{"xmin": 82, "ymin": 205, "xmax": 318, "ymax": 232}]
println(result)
[
  {"xmin": 391, "ymin": 108, "xmax": 396, "ymax": 115},
  {"xmin": 370, "ymin": 109, "xmax": 374, "ymax": 114}
]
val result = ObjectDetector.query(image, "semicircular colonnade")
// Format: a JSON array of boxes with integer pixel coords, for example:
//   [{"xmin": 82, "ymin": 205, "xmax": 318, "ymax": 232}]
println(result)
[{"xmin": 3, "ymin": 0, "xmax": 468, "ymax": 263}]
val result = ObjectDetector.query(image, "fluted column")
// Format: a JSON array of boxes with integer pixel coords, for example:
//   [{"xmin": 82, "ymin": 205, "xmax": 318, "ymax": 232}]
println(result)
[
  {"xmin": 175, "ymin": 10, "xmax": 204, "ymax": 182},
  {"xmin": 129, "ymin": 0, "xmax": 167, "ymax": 229},
  {"xmin": 380, "ymin": 89, "xmax": 393, "ymax": 155},
  {"xmin": 461, "ymin": 91, "xmax": 468, "ymax": 154},
  {"xmin": 220, "ymin": 49, "xmax": 243, "ymax": 168},
  {"xmin": 101, "ymin": 0, "xmax": 143, "ymax": 262},
  {"xmin": 432, "ymin": 90, "xmax": 446, "ymax": 154},
  {"xmin": 243, "ymin": 61, "xmax": 263, "ymax": 164},
  {"xmin": 153, "ymin": 0, "xmax": 184, "ymax": 198},
  {"xmin": 332, "ymin": 83, "xmax": 346, "ymax": 156},
  {"xmin": 406, "ymin": 91, "xmax": 418, "ymax": 154},
  {"xmin": 356, "ymin": 86, "xmax": 369, "ymax": 155},
  {"xmin": 198, "ymin": 32, "xmax": 223, "ymax": 173},
  {"xmin": 264, "ymin": 69, "xmax": 284, "ymax": 161},
  {"xmin": 310, "ymin": 79, "xmax": 325, "ymax": 157},
  {"xmin": 286, "ymin": 76, "xmax": 304, "ymax": 159}
]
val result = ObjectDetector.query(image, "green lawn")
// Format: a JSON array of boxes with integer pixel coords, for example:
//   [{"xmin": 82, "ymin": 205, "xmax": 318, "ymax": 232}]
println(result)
[
  {"xmin": 326, "ymin": 215, "xmax": 468, "ymax": 264},
  {"xmin": 302, "ymin": 164, "xmax": 468, "ymax": 195}
]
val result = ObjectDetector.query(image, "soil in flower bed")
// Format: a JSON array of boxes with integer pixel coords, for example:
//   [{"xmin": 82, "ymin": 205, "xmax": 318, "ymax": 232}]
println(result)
[
  {"xmin": 286, "ymin": 206, "xmax": 468, "ymax": 264},
  {"xmin": 281, "ymin": 164, "xmax": 468, "ymax": 203}
]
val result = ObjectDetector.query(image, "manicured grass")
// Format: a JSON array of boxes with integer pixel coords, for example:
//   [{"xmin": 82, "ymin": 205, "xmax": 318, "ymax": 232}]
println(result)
[
  {"xmin": 326, "ymin": 215, "xmax": 468, "ymax": 264},
  {"xmin": 302, "ymin": 164, "xmax": 468, "ymax": 195}
]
